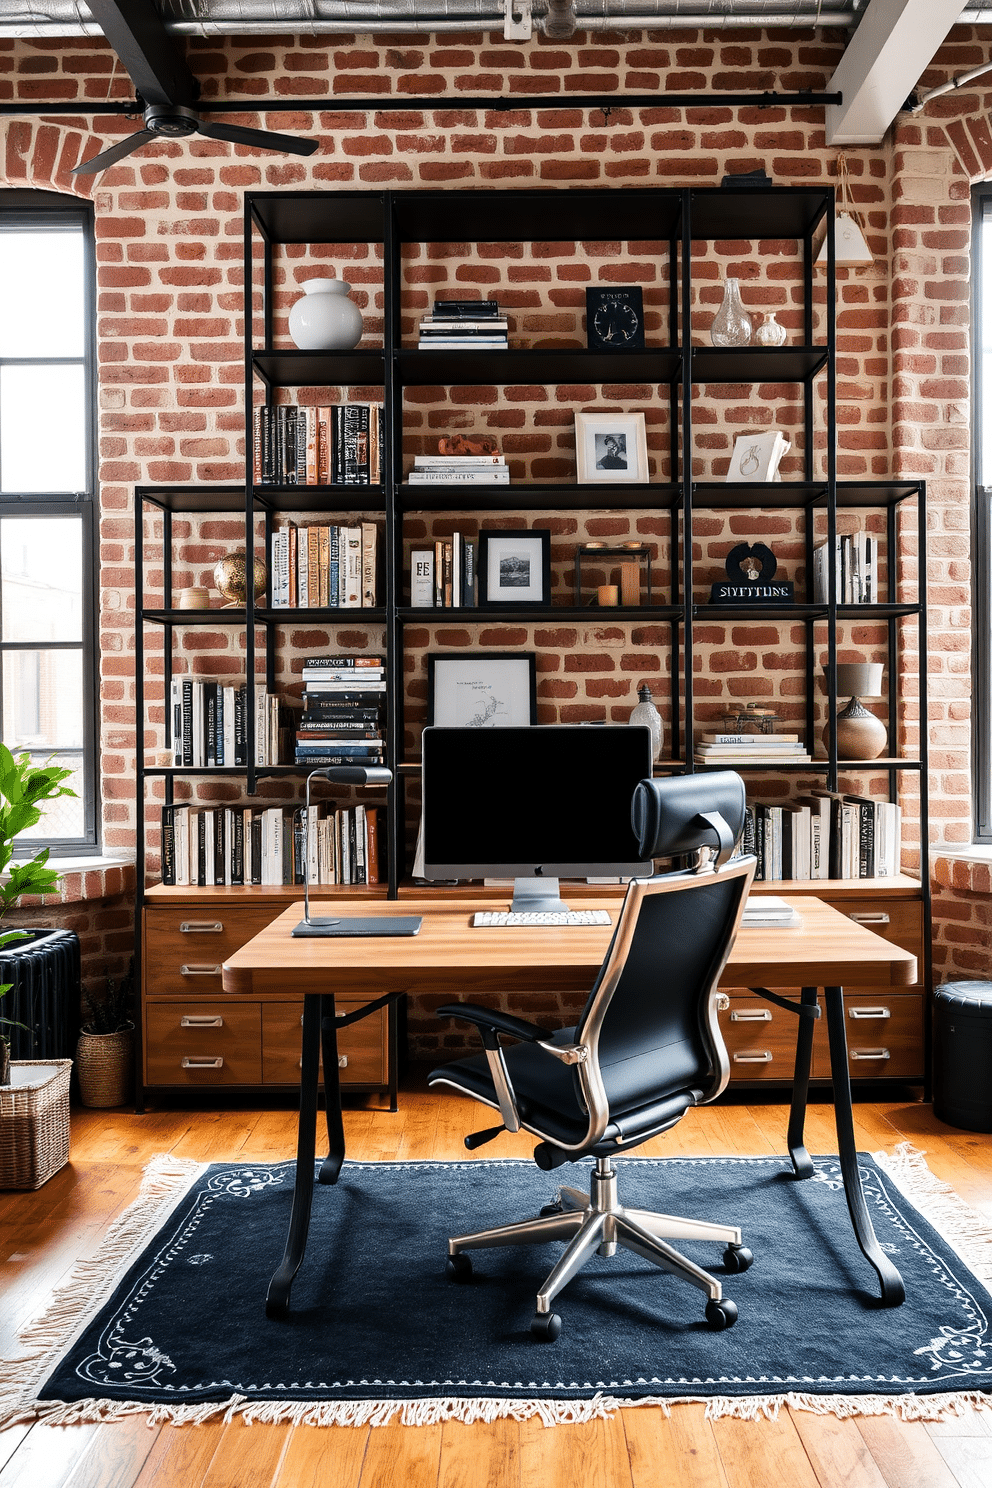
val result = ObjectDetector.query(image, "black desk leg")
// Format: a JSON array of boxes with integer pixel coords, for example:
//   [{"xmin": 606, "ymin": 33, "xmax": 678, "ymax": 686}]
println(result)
[
  {"xmin": 787, "ymin": 986, "xmax": 818, "ymax": 1180},
  {"xmin": 319, "ymin": 995, "xmax": 345, "ymax": 1186},
  {"xmin": 823, "ymin": 985, "xmax": 906, "ymax": 1308},
  {"xmin": 265, "ymin": 992, "xmax": 322, "ymax": 1320}
]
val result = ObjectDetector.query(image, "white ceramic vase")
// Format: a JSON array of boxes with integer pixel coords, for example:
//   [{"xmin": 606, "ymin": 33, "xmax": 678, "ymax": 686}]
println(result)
[
  {"xmin": 288, "ymin": 279, "xmax": 363, "ymax": 351},
  {"xmin": 755, "ymin": 312, "xmax": 787, "ymax": 347}
]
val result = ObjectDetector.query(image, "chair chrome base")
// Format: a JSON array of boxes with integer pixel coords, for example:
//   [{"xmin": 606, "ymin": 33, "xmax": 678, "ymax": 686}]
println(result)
[{"xmin": 447, "ymin": 1155, "xmax": 751, "ymax": 1336}]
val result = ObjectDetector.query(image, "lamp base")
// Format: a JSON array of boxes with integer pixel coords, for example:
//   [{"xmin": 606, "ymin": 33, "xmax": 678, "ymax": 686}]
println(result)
[
  {"xmin": 292, "ymin": 916, "xmax": 422, "ymax": 938},
  {"xmin": 822, "ymin": 697, "xmax": 887, "ymax": 761}
]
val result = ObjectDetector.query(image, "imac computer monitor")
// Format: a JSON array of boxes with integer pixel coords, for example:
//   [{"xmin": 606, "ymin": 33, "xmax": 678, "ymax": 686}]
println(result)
[{"xmin": 421, "ymin": 724, "xmax": 654, "ymax": 912}]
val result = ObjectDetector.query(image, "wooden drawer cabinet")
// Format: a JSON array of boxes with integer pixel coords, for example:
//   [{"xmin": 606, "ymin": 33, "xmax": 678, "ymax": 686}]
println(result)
[
  {"xmin": 820, "ymin": 897, "xmax": 923, "ymax": 965},
  {"xmin": 812, "ymin": 993, "xmax": 924, "ymax": 1082},
  {"xmin": 718, "ymin": 994, "xmax": 803, "ymax": 1082},
  {"xmin": 262, "ymin": 1003, "xmax": 386, "ymax": 1086},
  {"xmin": 140, "ymin": 895, "xmax": 394, "ymax": 1098},
  {"xmin": 144, "ymin": 1002, "xmax": 262, "ymax": 1086}
]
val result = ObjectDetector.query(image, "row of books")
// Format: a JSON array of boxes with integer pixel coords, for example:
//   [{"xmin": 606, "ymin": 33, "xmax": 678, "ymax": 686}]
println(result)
[
  {"xmin": 252, "ymin": 403, "xmax": 383, "ymax": 486},
  {"xmin": 742, "ymin": 791, "xmax": 901, "ymax": 882},
  {"xmin": 406, "ymin": 452, "xmax": 510, "ymax": 486},
  {"xmin": 270, "ymin": 521, "xmax": 379, "ymax": 609},
  {"xmin": 418, "ymin": 298, "xmax": 508, "ymax": 350},
  {"xmin": 169, "ymin": 680, "xmax": 282, "ymax": 767},
  {"xmin": 297, "ymin": 654, "xmax": 386, "ymax": 766},
  {"xmin": 410, "ymin": 538, "xmax": 476, "ymax": 608},
  {"xmin": 695, "ymin": 731, "xmax": 812, "ymax": 766},
  {"xmin": 812, "ymin": 533, "xmax": 880, "ymax": 604},
  {"xmin": 160, "ymin": 803, "xmax": 381, "ymax": 886}
]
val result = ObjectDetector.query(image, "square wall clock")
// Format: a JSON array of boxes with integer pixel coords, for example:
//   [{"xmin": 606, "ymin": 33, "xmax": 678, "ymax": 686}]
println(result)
[{"xmin": 585, "ymin": 287, "xmax": 645, "ymax": 350}]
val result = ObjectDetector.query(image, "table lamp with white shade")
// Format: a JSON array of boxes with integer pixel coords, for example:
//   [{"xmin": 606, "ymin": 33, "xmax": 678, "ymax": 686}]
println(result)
[{"xmin": 823, "ymin": 662, "xmax": 887, "ymax": 760}]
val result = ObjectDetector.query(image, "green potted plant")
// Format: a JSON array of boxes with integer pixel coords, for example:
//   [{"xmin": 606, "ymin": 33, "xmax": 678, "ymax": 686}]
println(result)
[
  {"xmin": 76, "ymin": 960, "xmax": 135, "ymax": 1107},
  {"xmin": 0, "ymin": 744, "xmax": 75, "ymax": 1087}
]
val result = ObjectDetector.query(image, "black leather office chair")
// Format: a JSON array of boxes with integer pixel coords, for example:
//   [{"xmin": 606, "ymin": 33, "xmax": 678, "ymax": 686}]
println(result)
[{"xmin": 428, "ymin": 771, "xmax": 756, "ymax": 1340}]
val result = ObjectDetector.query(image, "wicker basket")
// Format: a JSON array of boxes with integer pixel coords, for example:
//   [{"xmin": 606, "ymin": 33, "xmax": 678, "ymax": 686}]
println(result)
[
  {"xmin": 0, "ymin": 1060, "xmax": 72, "ymax": 1190},
  {"xmin": 75, "ymin": 1027, "xmax": 133, "ymax": 1108}
]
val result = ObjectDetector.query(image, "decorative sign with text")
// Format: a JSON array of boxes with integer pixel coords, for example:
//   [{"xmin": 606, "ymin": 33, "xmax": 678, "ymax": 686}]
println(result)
[{"xmin": 710, "ymin": 542, "xmax": 794, "ymax": 605}]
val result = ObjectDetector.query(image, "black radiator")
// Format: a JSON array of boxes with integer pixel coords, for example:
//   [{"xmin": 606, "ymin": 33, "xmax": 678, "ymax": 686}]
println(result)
[{"xmin": 0, "ymin": 928, "xmax": 81, "ymax": 1059}]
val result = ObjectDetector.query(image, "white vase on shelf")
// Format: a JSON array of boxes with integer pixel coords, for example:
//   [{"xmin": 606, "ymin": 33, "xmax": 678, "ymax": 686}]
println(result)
[
  {"xmin": 709, "ymin": 277, "xmax": 752, "ymax": 347},
  {"xmin": 755, "ymin": 312, "xmax": 787, "ymax": 347},
  {"xmin": 628, "ymin": 685, "xmax": 663, "ymax": 761},
  {"xmin": 288, "ymin": 279, "xmax": 363, "ymax": 351}
]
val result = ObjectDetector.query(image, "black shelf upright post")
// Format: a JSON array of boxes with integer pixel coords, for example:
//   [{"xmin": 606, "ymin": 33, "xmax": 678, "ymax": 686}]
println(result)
[
  {"xmin": 824, "ymin": 186, "xmax": 839, "ymax": 791},
  {"xmin": 681, "ymin": 190, "xmax": 694, "ymax": 773},
  {"xmin": 384, "ymin": 192, "xmax": 401, "ymax": 898}
]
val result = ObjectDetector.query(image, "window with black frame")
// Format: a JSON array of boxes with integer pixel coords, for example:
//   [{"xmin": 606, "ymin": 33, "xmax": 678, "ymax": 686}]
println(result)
[{"xmin": 0, "ymin": 191, "xmax": 98, "ymax": 853}]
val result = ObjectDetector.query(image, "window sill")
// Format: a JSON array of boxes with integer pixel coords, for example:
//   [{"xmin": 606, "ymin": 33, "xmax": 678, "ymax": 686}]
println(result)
[
  {"xmin": 4, "ymin": 855, "xmax": 136, "ymax": 906},
  {"xmin": 933, "ymin": 849, "xmax": 992, "ymax": 894}
]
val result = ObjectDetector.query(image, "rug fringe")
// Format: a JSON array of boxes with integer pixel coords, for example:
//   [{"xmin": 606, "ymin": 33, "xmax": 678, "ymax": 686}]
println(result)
[
  {"xmin": 6, "ymin": 1387, "xmax": 992, "ymax": 1431},
  {"xmin": 0, "ymin": 1154, "xmax": 204, "ymax": 1434},
  {"xmin": 874, "ymin": 1141, "xmax": 992, "ymax": 1284}
]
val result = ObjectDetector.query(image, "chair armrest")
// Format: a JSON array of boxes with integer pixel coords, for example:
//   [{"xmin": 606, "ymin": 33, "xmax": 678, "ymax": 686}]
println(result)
[{"xmin": 436, "ymin": 1002, "xmax": 552, "ymax": 1050}]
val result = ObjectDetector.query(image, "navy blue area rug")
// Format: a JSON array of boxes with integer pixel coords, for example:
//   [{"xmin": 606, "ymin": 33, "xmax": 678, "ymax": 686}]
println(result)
[{"xmin": 4, "ymin": 1146, "xmax": 992, "ymax": 1427}]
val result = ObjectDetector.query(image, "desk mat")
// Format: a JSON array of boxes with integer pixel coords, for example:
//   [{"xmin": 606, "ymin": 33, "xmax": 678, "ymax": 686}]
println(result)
[{"xmin": 5, "ymin": 1146, "xmax": 992, "ymax": 1428}]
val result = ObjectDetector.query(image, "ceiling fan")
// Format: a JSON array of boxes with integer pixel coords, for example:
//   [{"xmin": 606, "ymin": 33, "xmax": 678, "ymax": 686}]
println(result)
[{"xmin": 72, "ymin": 0, "xmax": 318, "ymax": 175}]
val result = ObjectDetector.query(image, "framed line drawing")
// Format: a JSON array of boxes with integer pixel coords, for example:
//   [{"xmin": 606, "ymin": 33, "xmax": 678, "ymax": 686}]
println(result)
[
  {"xmin": 427, "ymin": 652, "xmax": 538, "ymax": 728},
  {"xmin": 575, "ymin": 411, "xmax": 649, "ymax": 484},
  {"xmin": 478, "ymin": 529, "xmax": 551, "ymax": 608}
]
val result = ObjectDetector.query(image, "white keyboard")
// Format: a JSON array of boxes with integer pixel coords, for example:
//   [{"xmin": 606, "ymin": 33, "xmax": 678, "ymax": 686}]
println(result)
[{"xmin": 472, "ymin": 910, "xmax": 613, "ymax": 928}]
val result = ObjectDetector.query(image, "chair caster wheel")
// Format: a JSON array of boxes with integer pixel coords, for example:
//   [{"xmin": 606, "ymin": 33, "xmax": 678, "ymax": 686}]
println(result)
[
  {"xmin": 723, "ymin": 1243, "xmax": 753, "ymax": 1274},
  {"xmin": 530, "ymin": 1311, "xmax": 562, "ymax": 1341},
  {"xmin": 705, "ymin": 1298, "xmax": 738, "ymax": 1331},
  {"xmin": 446, "ymin": 1253, "xmax": 473, "ymax": 1282}
]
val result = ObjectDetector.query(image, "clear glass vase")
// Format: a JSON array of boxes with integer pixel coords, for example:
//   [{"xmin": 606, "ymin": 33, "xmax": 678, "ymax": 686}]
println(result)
[{"xmin": 710, "ymin": 277, "xmax": 752, "ymax": 347}]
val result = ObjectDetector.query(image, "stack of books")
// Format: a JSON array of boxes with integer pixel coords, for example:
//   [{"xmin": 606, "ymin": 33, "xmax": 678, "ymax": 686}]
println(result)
[
  {"xmin": 812, "ymin": 533, "xmax": 879, "ymax": 603},
  {"xmin": 410, "ymin": 536, "xmax": 476, "ymax": 607},
  {"xmin": 295, "ymin": 654, "xmax": 386, "ymax": 767},
  {"xmin": 406, "ymin": 451, "xmax": 509, "ymax": 486},
  {"xmin": 160, "ymin": 802, "xmax": 380, "ymax": 886},
  {"xmin": 270, "ymin": 520, "xmax": 379, "ymax": 609},
  {"xmin": 743, "ymin": 792, "xmax": 901, "ymax": 882},
  {"xmin": 694, "ymin": 731, "xmax": 812, "ymax": 766},
  {"xmin": 169, "ymin": 679, "xmax": 283, "ymax": 767},
  {"xmin": 418, "ymin": 298, "xmax": 508, "ymax": 350},
  {"xmin": 253, "ymin": 403, "xmax": 383, "ymax": 486}
]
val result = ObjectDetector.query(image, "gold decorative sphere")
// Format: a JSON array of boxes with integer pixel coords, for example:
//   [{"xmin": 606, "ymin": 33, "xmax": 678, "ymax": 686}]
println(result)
[{"xmin": 213, "ymin": 550, "xmax": 267, "ymax": 608}]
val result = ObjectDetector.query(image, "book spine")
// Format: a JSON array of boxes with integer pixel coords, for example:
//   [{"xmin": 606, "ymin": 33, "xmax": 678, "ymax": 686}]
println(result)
[
  {"xmin": 411, "ymin": 549, "xmax": 434, "ymax": 607},
  {"xmin": 260, "ymin": 406, "xmax": 276, "ymax": 485},
  {"xmin": 327, "ymin": 526, "xmax": 339, "ymax": 608},
  {"xmin": 366, "ymin": 806, "xmax": 380, "ymax": 884},
  {"xmin": 317, "ymin": 407, "xmax": 332, "ymax": 485},
  {"xmin": 361, "ymin": 520, "xmax": 377, "ymax": 607},
  {"xmin": 252, "ymin": 406, "xmax": 263, "ymax": 485},
  {"xmin": 295, "ymin": 408, "xmax": 308, "ymax": 486},
  {"xmin": 161, "ymin": 806, "xmax": 175, "ymax": 886},
  {"xmin": 344, "ymin": 527, "xmax": 362, "ymax": 607}
]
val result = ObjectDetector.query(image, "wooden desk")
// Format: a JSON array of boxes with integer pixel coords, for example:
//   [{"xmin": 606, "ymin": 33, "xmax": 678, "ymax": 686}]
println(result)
[{"xmin": 223, "ymin": 894, "xmax": 917, "ymax": 1318}]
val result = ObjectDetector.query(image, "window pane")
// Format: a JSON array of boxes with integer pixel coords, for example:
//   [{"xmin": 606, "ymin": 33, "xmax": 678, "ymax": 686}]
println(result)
[
  {"xmin": 1, "ymin": 516, "xmax": 82, "ymax": 642},
  {"xmin": 11, "ymin": 750, "xmax": 85, "ymax": 842},
  {"xmin": 2, "ymin": 647, "xmax": 83, "ymax": 749},
  {"xmin": 0, "ymin": 365, "xmax": 86, "ymax": 492},
  {"xmin": 0, "ymin": 230, "xmax": 85, "ymax": 358}
]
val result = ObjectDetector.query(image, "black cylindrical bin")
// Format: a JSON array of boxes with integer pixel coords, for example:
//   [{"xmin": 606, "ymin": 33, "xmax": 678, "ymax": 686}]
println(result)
[{"xmin": 933, "ymin": 980, "xmax": 992, "ymax": 1132}]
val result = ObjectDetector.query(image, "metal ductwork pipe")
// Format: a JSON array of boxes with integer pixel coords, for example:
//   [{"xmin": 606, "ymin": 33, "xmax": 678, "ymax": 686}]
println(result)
[{"xmin": 544, "ymin": 0, "xmax": 577, "ymax": 37}]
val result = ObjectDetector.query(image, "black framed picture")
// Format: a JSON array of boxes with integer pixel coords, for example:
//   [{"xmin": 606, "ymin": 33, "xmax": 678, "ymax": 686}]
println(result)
[
  {"xmin": 585, "ymin": 286, "xmax": 645, "ymax": 351},
  {"xmin": 427, "ymin": 652, "xmax": 538, "ymax": 727},
  {"xmin": 478, "ymin": 529, "xmax": 551, "ymax": 608}
]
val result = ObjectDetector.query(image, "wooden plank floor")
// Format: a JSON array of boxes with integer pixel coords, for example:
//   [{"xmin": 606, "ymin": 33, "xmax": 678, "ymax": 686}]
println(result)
[{"xmin": 2, "ymin": 1083, "xmax": 991, "ymax": 1488}]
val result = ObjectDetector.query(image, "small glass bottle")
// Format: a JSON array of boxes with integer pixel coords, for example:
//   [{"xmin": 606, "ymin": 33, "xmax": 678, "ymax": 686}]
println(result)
[
  {"xmin": 755, "ymin": 311, "xmax": 787, "ymax": 347},
  {"xmin": 628, "ymin": 684, "xmax": 663, "ymax": 761},
  {"xmin": 710, "ymin": 277, "xmax": 752, "ymax": 347}
]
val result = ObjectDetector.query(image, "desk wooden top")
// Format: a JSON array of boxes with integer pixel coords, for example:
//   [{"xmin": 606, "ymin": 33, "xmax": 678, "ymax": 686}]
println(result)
[{"xmin": 221, "ymin": 895, "xmax": 917, "ymax": 1000}]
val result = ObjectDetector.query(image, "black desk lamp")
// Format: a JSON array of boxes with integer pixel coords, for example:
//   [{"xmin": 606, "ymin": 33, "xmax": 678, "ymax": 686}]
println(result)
[{"xmin": 293, "ymin": 765, "xmax": 421, "ymax": 938}]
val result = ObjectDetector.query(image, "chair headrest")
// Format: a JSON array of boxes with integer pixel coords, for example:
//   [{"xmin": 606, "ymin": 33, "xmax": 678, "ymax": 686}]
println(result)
[{"xmin": 631, "ymin": 772, "xmax": 746, "ymax": 867}]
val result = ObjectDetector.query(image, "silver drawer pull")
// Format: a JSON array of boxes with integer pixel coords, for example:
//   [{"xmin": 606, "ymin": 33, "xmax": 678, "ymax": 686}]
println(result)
[
  {"xmin": 180, "ymin": 1015, "xmax": 224, "ymax": 1028},
  {"xmin": 180, "ymin": 921, "xmax": 224, "ymax": 933},
  {"xmin": 180, "ymin": 964, "xmax": 222, "ymax": 976},
  {"xmin": 181, "ymin": 1056, "xmax": 224, "ymax": 1069},
  {"xmin": 851, "ymin": 1048, "xmax": 890, "ymax": 1061},
  {"xmin": 848, "ymin": 912, "xmax": 890, "ymax": 925},
  {"xmin": 732, "ymin": 1051, "xmax": 773, "ymax": 1064},
  {"xmin": 849, "ymin": 1007, "xmax": 890, "ymax": 1020},
  {"xmin": 297, "ymin": 1056, "xmax": 349, "ymax": 1069},
  {"xmin": 731, "ymin": 1009, "xmax": 773, "ymax": 1023}
]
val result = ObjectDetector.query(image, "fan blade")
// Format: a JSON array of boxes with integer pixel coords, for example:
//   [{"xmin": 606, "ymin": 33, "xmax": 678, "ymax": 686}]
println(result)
[
  {"xmin": 196, "ymin": 119, "xmax": 319, "ymax": 157},
  {"xmin": 72, "ymin": 130, "xmax": 155, "ymax": 175}
]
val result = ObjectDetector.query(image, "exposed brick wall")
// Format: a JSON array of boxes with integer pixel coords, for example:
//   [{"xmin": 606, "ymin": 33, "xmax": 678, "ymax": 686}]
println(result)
[{"xmin": 4, "ymin": 22, "xmax": 992, "ymax": 1051}]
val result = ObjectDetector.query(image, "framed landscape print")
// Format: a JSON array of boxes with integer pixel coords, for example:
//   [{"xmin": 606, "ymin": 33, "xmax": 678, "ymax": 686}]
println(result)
[
  {"xmin": 575, "ymin": 411, "xmax": 649, "ymax": 483},
  {"xmin": 478, "ymin": 530, "xmax": 551, "ymax": 608}
]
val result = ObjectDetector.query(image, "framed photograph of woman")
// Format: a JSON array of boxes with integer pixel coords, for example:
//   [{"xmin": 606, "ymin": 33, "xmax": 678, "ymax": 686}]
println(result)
[
  {"xmin": 574, "ymin": 411, "xmax": 649, "ymax": 484},
  {"xmin": 478, "ymin": 529, "xmax": 551, "ymax": 608}
]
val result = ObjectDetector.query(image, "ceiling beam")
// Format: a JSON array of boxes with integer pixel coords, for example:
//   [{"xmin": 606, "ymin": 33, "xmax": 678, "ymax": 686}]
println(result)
[
  {"xmin": 825, "ymin": 0, "xmax": 967, "ymax": 146},
  {"xmin": 85, "ymin": 0, "xmax": 196, "ymax": 107}
]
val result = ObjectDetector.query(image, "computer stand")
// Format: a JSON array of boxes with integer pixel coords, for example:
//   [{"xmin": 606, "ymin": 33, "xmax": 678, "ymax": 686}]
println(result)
[{"xmin": 510, "ymin": 876, "xmax": 571, "ymax": 914}]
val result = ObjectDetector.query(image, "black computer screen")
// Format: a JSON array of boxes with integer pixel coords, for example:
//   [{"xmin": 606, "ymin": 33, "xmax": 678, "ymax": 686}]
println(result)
[{"xmin": 421, "ymin": 724, "xmax": 654, "ymax": 879}]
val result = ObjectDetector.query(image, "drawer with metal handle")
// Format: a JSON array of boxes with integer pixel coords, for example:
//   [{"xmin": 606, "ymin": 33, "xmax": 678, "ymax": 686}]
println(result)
[
  {"xmin": 718, "ymin": 994, "xmax": 803, "ymax": 1081},
  {"xmin": 143, "ymin": 907, "xmax": 281, "ymax": 999},
  {"xmin": 821, "ymin": 897, "xmax": 923, "ymax": 966},
  {"xmin": 812, "ymin": 993, "xmax": 923, "ymax": 1081},
  {"xmin": 144, "ymin": 1001, "xmax": 262, "ymax": 1086},
  {"xmin": 261, "ymin": 1002, "xmax": 386, "ymax": 1086}
]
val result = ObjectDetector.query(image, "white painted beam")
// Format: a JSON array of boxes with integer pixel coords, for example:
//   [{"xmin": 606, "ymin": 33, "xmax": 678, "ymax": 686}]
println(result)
[{"xmin": 825, "ymin": 0, "xmax": 968, "ymax": 146}]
